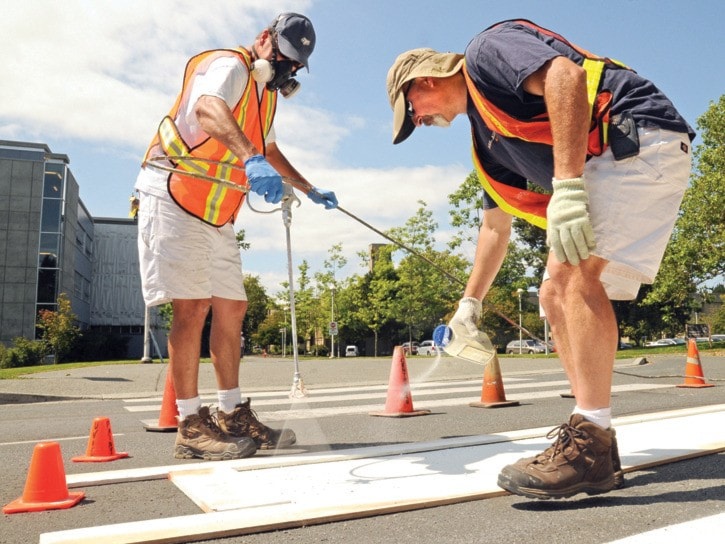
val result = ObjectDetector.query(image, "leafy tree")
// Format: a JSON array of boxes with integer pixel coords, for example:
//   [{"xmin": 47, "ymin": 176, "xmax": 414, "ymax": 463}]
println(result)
[
  {"xmin": 312, "ymin": 243, "xmax": 348, "ymax": 355},
  {"xmin": 235, "ymin": 229, "xmax": 251, "ymax": 251},
  {"xmin": 349, "ymin": 245, "xmax": 399, "ymax": 356},
  {"xmin": 644, "ymin": 95, "xmax": 725, "ymax": 331},
  {"xmin": 448, "ymin": 171, "xmax": 484, "ymax": 250},
  {"xmin": 390, "ymin": 202, "xmax": 467, "ymax": 342},
  {"xmin": 242, "ymin": 275, "xmax": 270, "ymax": 353},
  {"xmin": 36, "ymin": 293, "xmax": 80, "ymax": 363}
]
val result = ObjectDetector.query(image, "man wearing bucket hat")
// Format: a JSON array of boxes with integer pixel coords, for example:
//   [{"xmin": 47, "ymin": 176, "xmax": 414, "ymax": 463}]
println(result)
[
  {"xmin": 387, "ymin": 19, "xmax": 694, "ymax": 499},
  {"xmin": 135, "ymin": 13, "xmax": 337, "ymax": 461}
]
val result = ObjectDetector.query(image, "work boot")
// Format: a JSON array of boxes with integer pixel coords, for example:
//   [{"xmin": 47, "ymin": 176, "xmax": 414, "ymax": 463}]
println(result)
[
  {"xmin": 497, "ymin": 414, "xmax": 615, "ymax": 499},
  {"xmin": 611, "ymin": 428, "xmax": 625, "ymax": 489},
  {"xmin": 217, "ymin": 399, "xmax": 296, "ymax": 449},
  {"xmin": 174, "ymin": 406, "xmax": 257, "ymax": 461}
]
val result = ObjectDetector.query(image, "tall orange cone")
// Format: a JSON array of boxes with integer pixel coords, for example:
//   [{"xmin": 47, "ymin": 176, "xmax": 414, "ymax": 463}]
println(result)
[
  {"xmin": 370, "ymin": 346, "xmax": 431, "ymax": 417},
  {"xmin": 143, "ymin": 366, "xmax": 179, "ymax": 431},
  {"xmin": 469, "ymin": 353, "xmax": 520, "ymax": 408},
  {"xmin": 677, "ymin": 339, "xmax": 714, "ymax": 388},
  {"xmin": 3, "ymin": 442, "xmax": 85, "ymax": 514},
  {"xmin": 72, "ymin": 417, "xmax": 130, "ymax": 462}
]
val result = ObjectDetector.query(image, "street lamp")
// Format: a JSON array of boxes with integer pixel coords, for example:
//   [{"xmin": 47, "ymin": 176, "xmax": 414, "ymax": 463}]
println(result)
[
  {"xmin": 329, "ymin": 284, "xmax": 336, "ymax": 358},
  {"xmin": 516, "ymin": 288, "xmax": 524, "ymax": 354}
]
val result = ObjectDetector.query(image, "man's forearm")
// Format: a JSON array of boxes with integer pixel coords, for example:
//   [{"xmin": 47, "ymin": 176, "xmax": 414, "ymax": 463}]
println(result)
[{"xmin": 195, "ymin": 95, "xmax": 259, "ymax": 163}]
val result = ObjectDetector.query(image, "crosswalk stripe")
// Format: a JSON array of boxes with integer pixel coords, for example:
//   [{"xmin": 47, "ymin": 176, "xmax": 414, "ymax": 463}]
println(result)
[
  {"xmin": 123, "ymin": 382, "xmax": 671, "ymax": 418},
  {"xmin": 122, "ymin": 378, "xmax": 563, "ymax": 412},
  {"xmin": 120, "ymin": 378, "xmax": 532, "ymax": 404}
]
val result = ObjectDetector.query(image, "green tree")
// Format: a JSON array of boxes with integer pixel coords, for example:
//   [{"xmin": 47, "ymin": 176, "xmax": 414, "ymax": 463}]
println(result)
[
  {"xmin": 36, "ymin": 293, "xmax": 81, "ymax": 363},
  {"xmin": 235, "ymin": 229, "xmax": 251, "ymax": 251},
  {"xmin": 313, "ymin": 244, "xmax": 348, "ymax": 355},
  {"xmin": 349, "ymin": 245, "xmax": 399, "ymax": 356},
  {"xmin": 390, "ymin": 202, "xmax": 466, "ymax": 342},
  {"xmin": 644, "ymin": 95, "xmax": 725, "ymax": 331},
  {"xmin": 242, "ymin": 275, "xmax": 270, "ymax": 353}
]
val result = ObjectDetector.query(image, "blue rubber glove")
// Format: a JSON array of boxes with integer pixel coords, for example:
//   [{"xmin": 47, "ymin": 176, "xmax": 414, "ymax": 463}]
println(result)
[
  {"xmin": 244, "ymin": 154, "xmax": 283, "ymax": 204},
  {"xmin": 546, "ymin": 176, "xmax": 596, "ymax": 265},
  {"xmin": 307, "ymin": 187, "xmax": 338, "ymax": 209}
]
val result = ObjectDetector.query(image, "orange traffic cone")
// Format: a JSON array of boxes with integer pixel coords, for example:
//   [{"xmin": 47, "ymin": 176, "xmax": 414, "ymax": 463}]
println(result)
[
  {"xmin": 677, "ymin": 339, "xmax": 714, "ymax": 388},
  {"xmin": 72, "ymin": 417, "xmax": 129, "ymax": 462},
  {"xmin": 143, "ymin": 366, "xmax": 179, "ymax": 431},
  {"xmin": 370, "ymin": 346, "xmax": 431, "ymax": 418},
  {"xmin": 470, "ymin": 353, "xmax": 520, "ymax": 408},
  {"xmin": 3, "ymin": 442, "xmax": 85, "ymax": 514}
]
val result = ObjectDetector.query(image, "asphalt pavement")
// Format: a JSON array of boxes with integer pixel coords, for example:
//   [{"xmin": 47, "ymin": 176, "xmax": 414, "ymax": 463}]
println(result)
[{"xmin": 1, "ymin": 352, "xmax": 723, "ymax": 544}]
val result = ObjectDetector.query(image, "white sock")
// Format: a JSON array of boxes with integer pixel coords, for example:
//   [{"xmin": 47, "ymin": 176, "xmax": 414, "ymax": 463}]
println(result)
[
  {"xmin": 176, "ymin": 396, "xmax": 201, "ymax": 421},
  {"xmin": 218, "ymin": 387, "xmax": 243, "ymax": 413},
  {"xmin": 573, "ymin": 406, "xmax": 612, "ymax": 429}
]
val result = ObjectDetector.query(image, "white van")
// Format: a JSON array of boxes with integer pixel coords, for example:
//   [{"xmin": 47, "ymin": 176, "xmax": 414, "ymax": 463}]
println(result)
[{"xmin": 345, "ymin": 345, "xmax": 359, "ymax": 357}]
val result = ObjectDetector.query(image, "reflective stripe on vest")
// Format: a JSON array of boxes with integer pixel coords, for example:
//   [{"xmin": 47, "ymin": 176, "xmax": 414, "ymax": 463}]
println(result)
[
  {"xmin": 470, "ymin": 144, "xmax": 550, "ymax": 229},
  {"xmin": 142, "ymin": 48, "xmax": 277, "ymax": 226}
]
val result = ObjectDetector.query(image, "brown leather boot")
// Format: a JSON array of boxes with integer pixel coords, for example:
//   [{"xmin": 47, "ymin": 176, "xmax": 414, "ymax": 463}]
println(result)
[
  {"xmin": 217, "ymin": 399, "xmax": 296, "ymax": 449},
  {"xmin": 498, "ymin": 414, "xmax": 615, "ymax": 499},
  {"xmin": 174, "ymin": 406, "xmax": 257, "ymax": 461}
]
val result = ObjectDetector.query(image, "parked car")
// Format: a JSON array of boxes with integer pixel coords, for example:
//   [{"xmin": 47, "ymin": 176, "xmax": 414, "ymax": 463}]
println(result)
[
  {"xmin": 345, "ymin": 345, "xmax": 359, "ymax": 357},
  {"xmin": 696, "ymin": 335, "xmax": 725, "ymax": 343},
  {"xmin": 645, "ymin": 338, "xmax": 682, "ymax": 347},
  {"xmin": 418, "ymin": 340, "xmax": 439, "ymax": 356},
  {"xmin": 401, "ymin": 341, "xmax": 419, "ymax": 355},
  {"xmin": 505, "ymin": 339, "xmax": 547, "ymax": 354}
]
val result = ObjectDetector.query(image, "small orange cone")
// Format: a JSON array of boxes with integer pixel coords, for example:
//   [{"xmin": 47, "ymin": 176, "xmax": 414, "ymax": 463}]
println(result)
[
  {"xmin": 3, "ymin": 442, "xmax": 85, "ymax": 514},
  {"xmin": 469, "ymin": 353, "xmax": 520, "ymax": 408},
  {"xmin": 143, "ymin": 367, "xmax": 179, "ymax": 431},
  {"xmin": 677, "ymin": 339, "xmax": 714, "ymax": 388},
  {"xmin": 370, "ymin": 346, "xmax": 431, "ymax": 418},
  {"xmin": 72, "ymin": 417, "xmax": 129, "ymax": 462}
]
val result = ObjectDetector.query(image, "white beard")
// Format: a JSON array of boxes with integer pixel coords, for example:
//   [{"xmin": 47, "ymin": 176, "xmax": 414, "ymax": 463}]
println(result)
[{"xmin": 430, "ymin": 114, "xmax": 451, "ymax": 128}]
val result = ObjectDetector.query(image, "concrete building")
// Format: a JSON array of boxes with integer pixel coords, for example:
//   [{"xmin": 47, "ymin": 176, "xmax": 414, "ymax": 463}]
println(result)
[{"xmin": 0, "ymin": 140, "xmax": 164, "ymax": 359}]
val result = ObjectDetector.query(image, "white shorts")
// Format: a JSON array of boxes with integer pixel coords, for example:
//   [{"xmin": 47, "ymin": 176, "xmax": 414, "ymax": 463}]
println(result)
[
  {"xmin": 546, "ymin": 128, "xmax": 691, "ymax": 301},
  {"xmin": 137, "ymin": 189, "xmax": 247, "ymax": 307}
]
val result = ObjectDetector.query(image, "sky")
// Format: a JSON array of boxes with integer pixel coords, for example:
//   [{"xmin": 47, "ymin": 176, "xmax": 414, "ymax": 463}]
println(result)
[{"xmin": 1, "ymin": 0, "xmax": 723, "ymax": 295}]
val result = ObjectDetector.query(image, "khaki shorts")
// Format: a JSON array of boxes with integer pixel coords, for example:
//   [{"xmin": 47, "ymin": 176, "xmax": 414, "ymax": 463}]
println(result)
[
  {"xmin": 545, "ymin": 128, "xmax": 692, "ymax": 301},
  {"xmin": 137, "ymin": 190, "xmax": 247, "ymax": 307}
]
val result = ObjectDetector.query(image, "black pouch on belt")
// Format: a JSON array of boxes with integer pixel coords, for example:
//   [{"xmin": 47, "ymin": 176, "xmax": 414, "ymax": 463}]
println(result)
[{"xmin": 609, "ymin": 111, "xmax": 640, "ymax": 160}]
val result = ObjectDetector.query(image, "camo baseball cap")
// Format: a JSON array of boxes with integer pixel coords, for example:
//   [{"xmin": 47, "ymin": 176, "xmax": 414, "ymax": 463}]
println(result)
[{"xmin": 386, "ymin": 48, "xmax": 464, "ymax": 144}]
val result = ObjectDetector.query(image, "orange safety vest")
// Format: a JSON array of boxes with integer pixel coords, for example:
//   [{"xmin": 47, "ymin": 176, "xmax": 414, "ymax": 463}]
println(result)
[
  {"xmin": 466, "ymin": 19, "xmax": 632, "ymax": 229},
  {"xmin": 142, "ymin": 48, "xmax": 277, "ymax": 226}
]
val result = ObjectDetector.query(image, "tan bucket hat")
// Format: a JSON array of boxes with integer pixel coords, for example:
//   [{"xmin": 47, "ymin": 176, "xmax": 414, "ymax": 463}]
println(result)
[{"xmin": 386, "ymin": 48, "xmax": 464, "ymax": 144}]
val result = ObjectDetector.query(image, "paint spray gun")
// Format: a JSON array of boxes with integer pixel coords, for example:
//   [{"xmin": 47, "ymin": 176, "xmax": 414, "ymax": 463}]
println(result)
[{"xmin": 433, "ymin": 321, "xmax": 496, "ymax": 366}]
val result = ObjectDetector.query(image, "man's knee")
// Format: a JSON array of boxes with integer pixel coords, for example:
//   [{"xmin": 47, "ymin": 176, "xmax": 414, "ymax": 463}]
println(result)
[
  {"xmin": 172, "ymin": 299, "xmax": 212, "ymax": 328},
  {"xmin": 546, "ymin": 255, "xmax": 608, "ymax": 292}
]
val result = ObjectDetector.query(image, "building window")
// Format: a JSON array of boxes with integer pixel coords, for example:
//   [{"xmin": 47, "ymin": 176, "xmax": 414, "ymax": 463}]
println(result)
[
  {"xmin": 37, "ymin": 269, "xmax": 58, "ymax": 304},
  {"xmin": 37, "ymin": 162, "xmax": 66, "ymax": 319}
]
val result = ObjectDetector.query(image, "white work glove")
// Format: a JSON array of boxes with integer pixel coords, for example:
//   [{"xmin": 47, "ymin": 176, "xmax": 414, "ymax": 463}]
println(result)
[
  {"xmin": 450, "ymin": 297, "xmax": 482, "ymax": 336},
  {"xmin": 546, "ymin": 176, "xmax": 596, "ymax": 266}
]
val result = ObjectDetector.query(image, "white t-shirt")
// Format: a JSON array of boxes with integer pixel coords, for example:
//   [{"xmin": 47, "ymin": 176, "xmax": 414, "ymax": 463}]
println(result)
[{"xmin": 136, "ymin": 55, "xmax": 275, "ymax": 196}]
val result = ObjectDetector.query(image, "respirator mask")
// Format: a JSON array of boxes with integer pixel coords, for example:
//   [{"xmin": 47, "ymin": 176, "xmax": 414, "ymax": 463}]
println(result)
[{"xmin": 250, "ymin": 42, "xmax": 301, "ymax": 99}]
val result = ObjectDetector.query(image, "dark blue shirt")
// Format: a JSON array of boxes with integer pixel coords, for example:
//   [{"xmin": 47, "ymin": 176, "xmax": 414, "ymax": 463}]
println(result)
[{"xmin": 465, "ymin": 20, "xmax": 695, "ymax": 209}]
